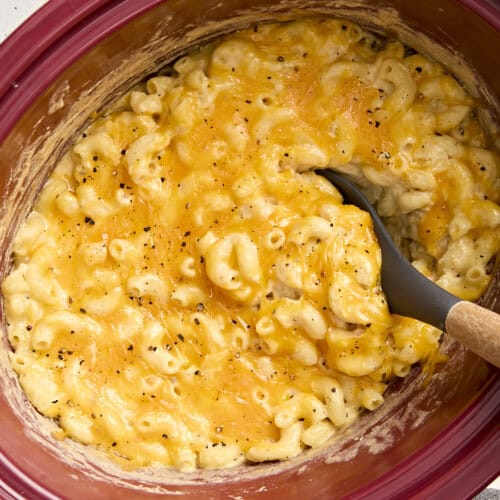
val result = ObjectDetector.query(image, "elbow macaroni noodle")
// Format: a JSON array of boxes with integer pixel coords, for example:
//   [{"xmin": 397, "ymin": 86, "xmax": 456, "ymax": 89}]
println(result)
[{"xmin": 2, "ymin": 19, "xmax": 499, "ymax": 470}]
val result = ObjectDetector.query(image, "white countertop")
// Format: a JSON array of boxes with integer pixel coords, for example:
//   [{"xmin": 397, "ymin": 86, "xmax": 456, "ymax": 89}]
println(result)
[
  {"xmin": 1, "ymin": 0, "xmax": 47, "ymax": 40},
  {"xmin": 1, "ymin": 0, "xmax": 498, "ymax": 495}
]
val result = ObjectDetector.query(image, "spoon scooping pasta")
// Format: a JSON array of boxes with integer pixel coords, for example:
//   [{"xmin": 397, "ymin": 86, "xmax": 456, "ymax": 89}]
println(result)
[{"xmin": 319, "ymin": 169, "xmax": 500, "ymax": 368}]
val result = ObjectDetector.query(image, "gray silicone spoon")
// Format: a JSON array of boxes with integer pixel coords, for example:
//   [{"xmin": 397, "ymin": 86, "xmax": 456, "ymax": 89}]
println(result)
[{"xmin": 318, "ymin": 169, "xmax": 500, "ymax": 368}]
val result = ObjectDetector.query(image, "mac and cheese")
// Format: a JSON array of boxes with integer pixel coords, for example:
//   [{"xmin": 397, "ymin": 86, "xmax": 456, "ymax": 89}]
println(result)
[{"xmin": 2, "ymin": 18, "xmax": 499, "ymax": 470}]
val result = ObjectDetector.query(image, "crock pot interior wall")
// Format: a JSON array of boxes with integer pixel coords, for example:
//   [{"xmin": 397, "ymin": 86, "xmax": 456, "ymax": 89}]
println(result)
[{"xmin": 0, "ymin": 0, "xmax": 498, "ymax": 498}]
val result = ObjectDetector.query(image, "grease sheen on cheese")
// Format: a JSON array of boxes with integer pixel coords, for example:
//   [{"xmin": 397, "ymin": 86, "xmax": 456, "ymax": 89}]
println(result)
[{"xmin": 2, "ymin": 18, "xmax": 499, "ymax": 470}]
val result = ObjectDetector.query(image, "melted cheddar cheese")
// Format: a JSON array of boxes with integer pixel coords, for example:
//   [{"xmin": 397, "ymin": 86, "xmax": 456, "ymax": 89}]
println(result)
[{"xmin": 2, "ymin": 18, "xmax": 499, "ymax": 470}]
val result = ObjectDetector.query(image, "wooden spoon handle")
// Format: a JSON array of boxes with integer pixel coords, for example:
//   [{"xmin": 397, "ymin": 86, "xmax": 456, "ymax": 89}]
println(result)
[{"xmin": 445, "ymin": 301, "xmax": 500, "ymax": 368}]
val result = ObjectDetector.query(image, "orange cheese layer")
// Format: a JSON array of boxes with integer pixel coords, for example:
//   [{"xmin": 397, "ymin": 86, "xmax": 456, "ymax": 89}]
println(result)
[{"xmin": 2, "ymin": 18, "xmax": 498, "ymax": 469}]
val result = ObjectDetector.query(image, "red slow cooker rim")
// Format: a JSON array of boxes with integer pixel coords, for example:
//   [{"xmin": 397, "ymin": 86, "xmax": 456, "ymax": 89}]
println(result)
[
  {"xmin": 0, "ymin": 0, "xmax": 498, "ymax": 498},
  {"xmin": 0, "ymin": 0, "xmax": 110, "ymax": 99},
  {"xmin": 350, "ymin": 374, "xmax": 500, "ymax": 499},
  {"xmin": 0, "ymin": 0, "xmax": 166, "ymax": 145},
  {"xmin": 456, "ymin": 0, "xmax": 500, "ymax": 30},
  {"xmin": 1, "ymin": 375, "xmax": 498, "ymax": 500},
  {"xmin": 0, "ymin": 0, "xmax": 498, "ymax": 146}
]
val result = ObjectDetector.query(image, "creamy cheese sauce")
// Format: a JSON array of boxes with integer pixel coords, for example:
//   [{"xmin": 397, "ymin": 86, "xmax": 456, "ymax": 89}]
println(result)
[{"xmin": 2, "ymin": 18, "xmax": 499, "ymax": 470}]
